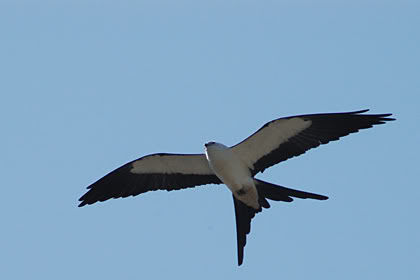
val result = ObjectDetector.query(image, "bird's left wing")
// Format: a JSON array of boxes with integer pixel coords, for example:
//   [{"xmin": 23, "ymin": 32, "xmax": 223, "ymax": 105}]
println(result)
[
  {"xmin": 79, "ymin": 153, "xmax": 222, "ymax": 207},
  {"xmin": 231, "ymin": 110, "xmax": 395, "ymax": 176}
]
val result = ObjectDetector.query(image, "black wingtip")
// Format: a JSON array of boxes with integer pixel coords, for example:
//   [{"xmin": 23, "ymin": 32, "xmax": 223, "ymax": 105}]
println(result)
[
  {"xmin": 353, "ymin": 109, "xmax": 396, "ymax": 122},
  {"xmin": 78, "ymin": 190, "xmax": 94, "ymax": 207},
  {"xmin": 353, "ymin": 109, "xmax": 370, "ymax": 114},
  {"xmin": 78, "ymin": 201, "xmax": 87, "ymax": 207}
]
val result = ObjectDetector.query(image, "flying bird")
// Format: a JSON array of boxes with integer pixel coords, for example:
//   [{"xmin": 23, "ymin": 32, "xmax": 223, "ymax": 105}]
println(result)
[{"xmin": 79, "ymin": 109, "xmax": 394, "ymax": 266}]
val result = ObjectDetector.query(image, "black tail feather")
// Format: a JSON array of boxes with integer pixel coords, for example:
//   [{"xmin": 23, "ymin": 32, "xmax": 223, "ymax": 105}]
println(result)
[
  {"xmin": 233, "ymin": 179, "xmax": 328, "ymax": 266},
  {"xmin": 259, "ymin": 196, "xmax": 271, "ymax": 209},
  {"xmin": 232, "ymin": 195, "xmax": 256, "ymax": 266},
  {"xmin": 254, "ymin": 179, "xmax": 328, "ymax": 202}
]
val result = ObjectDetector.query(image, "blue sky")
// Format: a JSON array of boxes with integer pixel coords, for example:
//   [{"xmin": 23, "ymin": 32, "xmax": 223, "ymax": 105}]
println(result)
[{"xmin": 1, "ymin": 1, "xmax": 419, "ymax": 279}]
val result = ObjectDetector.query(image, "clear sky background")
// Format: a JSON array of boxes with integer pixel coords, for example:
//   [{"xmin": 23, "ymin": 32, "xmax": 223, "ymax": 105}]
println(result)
[{"xmin": 1, "ymin": 1, "xmax": 419, "ymax": 279}]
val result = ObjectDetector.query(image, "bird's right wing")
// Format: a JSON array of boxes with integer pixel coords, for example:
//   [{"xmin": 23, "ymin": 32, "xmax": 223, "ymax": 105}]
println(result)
[{"xmin": 79, "ymin": 153, "xmax": 222, "ymax": 207}]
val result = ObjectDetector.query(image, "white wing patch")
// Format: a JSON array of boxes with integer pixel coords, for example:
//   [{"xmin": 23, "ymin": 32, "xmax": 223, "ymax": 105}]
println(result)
[
  {"xmin": 231, "ymin": 117, "xmax": 311, "ymax": 169},
  {"xmin": 130, "ymin": 154, "xmax": 215, "ymax": 175}
]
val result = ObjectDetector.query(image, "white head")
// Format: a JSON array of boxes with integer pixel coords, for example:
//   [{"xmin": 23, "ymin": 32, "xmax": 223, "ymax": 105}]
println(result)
[{"xmin": 204, "ymin": 141, "xmax": 227, "ymax": 151}]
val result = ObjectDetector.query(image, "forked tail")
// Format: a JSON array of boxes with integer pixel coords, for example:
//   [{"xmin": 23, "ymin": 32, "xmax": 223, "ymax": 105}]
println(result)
[
  {"xmin": 254, "ymin": 178, "xmax": 328, "ymax": 206},
  {"xmin": 233, "ymin": 178, "xmax": 328, "ymax": 266}
]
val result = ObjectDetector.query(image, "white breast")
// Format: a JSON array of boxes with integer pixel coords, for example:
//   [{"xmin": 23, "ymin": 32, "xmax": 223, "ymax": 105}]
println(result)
[{"xmin": 204, "ymin": 143, "xmax": 251, "ymax": 192}]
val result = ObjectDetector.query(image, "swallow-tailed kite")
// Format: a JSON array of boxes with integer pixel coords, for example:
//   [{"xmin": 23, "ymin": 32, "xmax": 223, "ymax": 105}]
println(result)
[{"xmin": 79, "ymin": 109, "xmax": 394, "ymax": 266}]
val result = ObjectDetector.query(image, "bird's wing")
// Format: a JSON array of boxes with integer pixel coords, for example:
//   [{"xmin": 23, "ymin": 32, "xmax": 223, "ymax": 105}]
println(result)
[
  {"xmin": 231, "ymin": 109, "xmax": 395, "ymax": 175},
  {"xmin": 79, "ymin": 153, "xmax": 222, "ymax": 207}
]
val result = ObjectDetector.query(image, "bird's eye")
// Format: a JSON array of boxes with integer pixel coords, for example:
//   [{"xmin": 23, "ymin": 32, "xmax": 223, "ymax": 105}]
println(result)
[{"xmin": 204, "ymin": 141, "xmax": 216, "ymax": 147}]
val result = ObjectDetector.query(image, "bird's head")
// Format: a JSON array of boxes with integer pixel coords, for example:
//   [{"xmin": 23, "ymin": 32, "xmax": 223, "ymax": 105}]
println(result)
[
  {"xmin": 204, "ymin": 141, "xmax": 216, "ymax": 148},
  {"xmin": 204, "ymin": 141, "xmax": 227, "ymax": 150}
]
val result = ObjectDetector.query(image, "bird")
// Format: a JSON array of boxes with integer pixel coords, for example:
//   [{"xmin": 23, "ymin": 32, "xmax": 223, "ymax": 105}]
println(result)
[{"xmin": 79, "ymin": 109, "xmax": 394, "ymax": 266}]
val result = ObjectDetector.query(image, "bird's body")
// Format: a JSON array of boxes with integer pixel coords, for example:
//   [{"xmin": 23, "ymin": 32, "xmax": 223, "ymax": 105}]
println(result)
[
  {"xmin": 79, "ymin": 109, "xmax": 394, "ymax": 266},
  {"xmin": 205, "ymin": 142, "xmax": 259, "ymax": 209}
]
